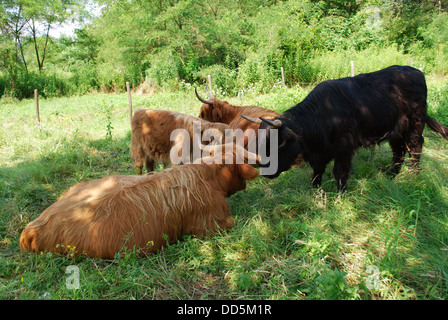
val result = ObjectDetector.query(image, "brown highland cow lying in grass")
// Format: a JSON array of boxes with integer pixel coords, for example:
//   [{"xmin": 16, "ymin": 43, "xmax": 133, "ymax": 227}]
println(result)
[{"xmin": 19, "ymin": 144, "xmax": 259, "ymax": 259}]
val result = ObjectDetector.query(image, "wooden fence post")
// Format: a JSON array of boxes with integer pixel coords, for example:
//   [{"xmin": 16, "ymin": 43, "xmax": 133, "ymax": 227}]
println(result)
[
  {"xmin": 126, "ymin": 81, "xmax": 132, "ymax": 125},
  {"xmin": 207, "ymin": 75, "xmax": 213, "ymax": 95},
  {"xmin": 34, "ymin": 89, "xmax": 40, "ymax": 123},
  {"xmin": 350, "ymin": 60, "xmax": 355, "ymax": 77},
  {"xmin": 410, "ymin": 58, "xmax": 413, "ymax": 67},
  {"xmin": 281, "ymin": 67, "xmax": 286, "ymax": 88}
]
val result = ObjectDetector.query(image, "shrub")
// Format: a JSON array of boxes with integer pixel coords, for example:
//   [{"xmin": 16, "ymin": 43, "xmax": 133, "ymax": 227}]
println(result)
[
  {"xmin": 197, "ymin": 64, "xmax": 238, "ymax": 96},
  {"xmin": 145, "ymin": 50, "xmax": 181, "ymax": 90},
  {"xmin": 309, "ymin": 45, "xmax": 410, "ymax": 81},
  {"xmin": 0, "ymin": 69, "xmax": 71, "ymax": 99}
]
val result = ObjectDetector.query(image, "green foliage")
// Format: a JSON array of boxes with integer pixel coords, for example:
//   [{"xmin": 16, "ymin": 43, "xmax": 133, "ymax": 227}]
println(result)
[
  {"xmin": 428, "ymin": 80, "xmax": 448, "ymax": 125},
  {"xmin": 315, "ymin": 267, "xmax": 358, "ymax": 300},
  {"xmin": 198, "ymin": 64, "xmax": 238, "ymax": 95},
  {"xmin": 0, "ymin": 69, "xmax": 69, "ymax": 99},
  {"xmin": 83, "ymin": 0, "xmax": 448, "ymax": 92},
  {"xmin": 2, "ymin": 0, "xmax": 448, "ymax": 98},
  {"xmin": 145, "ymin": 50, "xmax": 181, "ymax": 88},
  {"xmin": 99, "ymin": 100, "xmax": 114, "ymax": 140}
]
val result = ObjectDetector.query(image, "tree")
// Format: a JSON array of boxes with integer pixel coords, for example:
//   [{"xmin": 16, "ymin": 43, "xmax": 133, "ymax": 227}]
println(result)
[
  {"xmin": 1, "ymin": 1, "xmax": 29, "ymax": 72},
  {"xmin": 0, "ymin": 0, "xmax": 88, "ymax": 72},
  {"xmin": 22, "ymin": 0, "xmax": 82, "ymax": 71}
]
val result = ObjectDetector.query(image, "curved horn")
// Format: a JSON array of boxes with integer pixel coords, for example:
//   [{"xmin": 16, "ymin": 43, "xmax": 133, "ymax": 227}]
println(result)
[
  {"xmin": 205, "ymin": 85, "xmax": 215, "ymax": 99},
  {"xmin": 241, "ymin": 114, "xmax": 262, "ymax": 124},
  {"xmin": 244, "ymin": 148, "xmax": 261, "ymax": 163},
  {"xmin": 247, "ymin": 152, "xmax": 261, "ymax": 162},
  {"xmin": 278, "ymin": 139, "xmax": 288, "ymax": 150},
  {"xmin": 260, "ymin": 117, "xmax": 282, "ymax": 128},
  {"xmin": 195, "ymin": 87, "xmax": 214, "ymax": 105}
]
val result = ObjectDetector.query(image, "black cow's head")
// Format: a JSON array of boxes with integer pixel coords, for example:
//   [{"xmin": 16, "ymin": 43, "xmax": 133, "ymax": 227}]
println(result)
[{"xmin": 241, "ymin": 115, "xmax": 301, "ymax": 178}]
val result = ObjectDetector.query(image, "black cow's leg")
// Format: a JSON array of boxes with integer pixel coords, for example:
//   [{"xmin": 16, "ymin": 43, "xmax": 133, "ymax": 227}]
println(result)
[
  {"xmin": 402, "ymin": 119, "xmax": 425, "ymax": 173},
  {"xmin": 407, "ymin": 133, "xmax": 424, "ymax": 173},
  {"xmin": 333, "ymin": 153, "xmax": 353, "ymax": 193},
  {"xmin": 311, "ymin": 162, "xmax": 327, "ymax": 188},
  {"xmin": 388, "ymin": 138, "xmax": 406, "ymax": 177}
]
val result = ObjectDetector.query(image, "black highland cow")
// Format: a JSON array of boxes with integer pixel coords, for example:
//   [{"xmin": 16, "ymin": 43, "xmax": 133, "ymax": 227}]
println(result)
[{"xmin": 243, "ymin": 66, "xmax": 448, "ymax": 192}]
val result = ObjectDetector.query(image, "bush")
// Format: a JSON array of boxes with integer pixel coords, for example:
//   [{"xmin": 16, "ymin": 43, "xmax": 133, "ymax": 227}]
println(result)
[
  {"xmin": 310, "ymin": 45, "xmax": 410, "ymax": 81},
  {"xmin": 237, "ymin": 51, "xmax": 282, "ymax": 92},
  {"xmin": 428, "ymin": 80, "xmax": 448, "ymax": 125},
  {"xmin": 96, "ymin": 62, "xmax": 126, "ymax": 93},
  {"xmin": 197, "ymin": 64, "xmax": 238, "ymax": 96},
  {"xmin": 0, "ymin": 69, "xmax": 71, "ymax": 99},
  {"xmin": 0, "ymin": 74, "xmax": 6, "ymax": 97},
  {"xmin": 67, "ymin": 61, "xmax": 99, "ymax": 95},
  {"xmin": 145, "ymin": 50, "xmax": 181, "ymax": 90}
]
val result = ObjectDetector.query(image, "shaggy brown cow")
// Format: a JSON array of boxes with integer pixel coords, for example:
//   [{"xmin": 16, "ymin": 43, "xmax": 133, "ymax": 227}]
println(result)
[
  {"xmin": 195, "ymin": 88, "xmax": 280, "ymax": 133},
  {"xmin": 19, "ymin": 144, "xmax": 260, "ymax": 259},
  {"xmin": 131, "ymin": 109, "xmax": 230, "ymax": 174}
]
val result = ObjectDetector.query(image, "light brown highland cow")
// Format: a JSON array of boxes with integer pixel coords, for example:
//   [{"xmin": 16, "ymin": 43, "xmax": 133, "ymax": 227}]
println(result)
[
  {"xmin": 131, "ymin": 109, "xmax": 230, "ymax": 174},
  {"xmin": 19, "ymin": 144, "xmax": 259, "ymax": 259}
]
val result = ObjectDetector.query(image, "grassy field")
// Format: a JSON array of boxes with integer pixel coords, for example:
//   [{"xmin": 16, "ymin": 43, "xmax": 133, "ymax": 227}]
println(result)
[{"xmin": 1, "ymin": 77, "xmax": 448, "ymax": 300}]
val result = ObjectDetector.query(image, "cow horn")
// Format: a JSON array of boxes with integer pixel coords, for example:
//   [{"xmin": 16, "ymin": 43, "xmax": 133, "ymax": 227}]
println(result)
[
  {"xmin": 195, "ymin": 87, "xmax": 214, "ymax": 105},
  {"xmin": 241, "ymin": 114, "xmax": 262, "ymax": 124},
  {"xmin": 205, "ymin": 86, "xmax": 215, "ymax": 99},
  {"xmin": 244, "ymin": 148, "xmax": 261, "ymax": 163},
  {"xmin": 260, "ymin": 117, "xmax": 283, "ymax": 128}
]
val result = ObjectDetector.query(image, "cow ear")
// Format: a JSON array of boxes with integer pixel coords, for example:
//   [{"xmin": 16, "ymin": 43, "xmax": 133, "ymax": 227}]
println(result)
[{"xmin": 238, "ymin": 164, "xmax": 259, "ymax": 181}]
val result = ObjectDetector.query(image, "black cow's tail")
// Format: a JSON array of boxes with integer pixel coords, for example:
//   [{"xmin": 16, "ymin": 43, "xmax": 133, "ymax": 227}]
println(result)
[{"xmin": 426, "ymin": 116, "xmax": 448, "ymax": 141}]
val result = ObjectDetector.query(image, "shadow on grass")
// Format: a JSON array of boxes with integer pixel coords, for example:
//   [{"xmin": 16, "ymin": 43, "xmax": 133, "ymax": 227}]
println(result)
[
  {"xmin": 223, "ymin": 135, "xmax": 448, "ymax": 299},
  {"xmin": 0, "ymin": 133, "xmax": 133, "ymax": 249},
  {"xmin": 1, "ymin": 128, "xmax": 448, "ymax": 299}
]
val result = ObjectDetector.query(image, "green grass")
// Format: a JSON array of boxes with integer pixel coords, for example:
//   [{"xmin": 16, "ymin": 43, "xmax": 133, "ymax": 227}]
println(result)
[{"xmin": 1, "ymin": 79, "xmax": 448, "ymax": 300}]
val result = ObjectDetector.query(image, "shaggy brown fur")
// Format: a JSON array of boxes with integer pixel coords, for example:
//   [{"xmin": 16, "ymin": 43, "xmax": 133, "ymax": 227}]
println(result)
[
  {"xmin": 19, "ymin": 147, "xmax": 259, "ymax": 259},
  {"xmin": 196, "ymin": 95, "xmax": 280, "ymax": 132},
  {"xmin": 196, "ymin": 92, "xmax": 280, "ymax": 151},
  {"xmin": 131, "ymin": 109, "xmax": 230, "ymax": 174}
]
